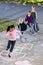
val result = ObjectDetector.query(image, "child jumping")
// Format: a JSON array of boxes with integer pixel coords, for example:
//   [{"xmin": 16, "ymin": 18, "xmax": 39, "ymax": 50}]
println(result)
[{"xmin": 6, "ymin": 25, "xmax": 23, "ymax": 58}]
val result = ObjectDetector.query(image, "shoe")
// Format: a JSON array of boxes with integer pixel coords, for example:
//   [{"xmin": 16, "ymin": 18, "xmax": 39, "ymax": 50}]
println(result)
[
  {"xmin": 25, "ymin": 38, "xmax": 27, "ymax": 42},
  {"xmin": 6, "ymin": 48, "xmax": 8, "ymax": 50},
  {"xmin": 8, "ymin": 54, "xmax": 11, "ymax": 58},
  {"xmin": 32, "ymin": 32, "xmax": 34, "ymax": 34},
  {"xmin": 29, "ymin": 30, "xmax": 31, "ymax": 32},
  {"xmin": 37, "ymin": 30, "xmax": 40, "ymax": 33}
]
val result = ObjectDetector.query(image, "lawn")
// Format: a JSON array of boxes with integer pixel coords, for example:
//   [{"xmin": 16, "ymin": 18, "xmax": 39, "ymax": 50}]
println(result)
[{"xmin": 0, "ymin": 20, "xmax": 17, "ymax": 32}]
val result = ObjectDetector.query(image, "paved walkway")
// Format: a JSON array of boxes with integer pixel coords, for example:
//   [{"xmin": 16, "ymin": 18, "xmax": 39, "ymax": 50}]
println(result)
[
  {"xmin": 0, "ymin": 24, "xmax": 43, "ymax": 65},
  {"xmin": 0, "ymin": 3, "xmax": 43, "ymax": 65},
  {"xmin": 0, "ymin": 3, "xmax": 43, "ymax": 24}
]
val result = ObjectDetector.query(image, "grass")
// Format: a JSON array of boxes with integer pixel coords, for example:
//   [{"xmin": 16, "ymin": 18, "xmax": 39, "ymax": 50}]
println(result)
[
  {"xmin": 0, "ymin": 20, "xmax": 18, "ymax": 32},
  {"xmin": 0, "ymin": 0, "xmax": 43, "ymax": 5}
]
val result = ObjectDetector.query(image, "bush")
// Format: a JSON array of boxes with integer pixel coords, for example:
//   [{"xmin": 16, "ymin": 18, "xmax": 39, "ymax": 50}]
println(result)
[{"xmin": 0, "ymin": 0, "xmax": 43, "ymax": 5}]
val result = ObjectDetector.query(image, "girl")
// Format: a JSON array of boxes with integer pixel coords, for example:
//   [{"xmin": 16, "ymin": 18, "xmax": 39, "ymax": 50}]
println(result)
[
  {"xmin": 18, "ymin": 18, "xmax": 27, "ymax": 34},
  {"xmin": 18, "ymin": 18, "xmax": 27, "ymax": 42},
  {"xmin": 25, "ymin": 11, "xmax": 35, "ymax": 34},
  {"xmin": 6, "ymin": 25, "xmax": 23, "ymax": 58}
]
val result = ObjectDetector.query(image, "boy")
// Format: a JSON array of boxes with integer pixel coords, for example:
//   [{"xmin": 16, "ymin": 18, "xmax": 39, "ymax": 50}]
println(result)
[{"xmin": 31, "ymin": 6, "xmax": 39, "ymax": 32}]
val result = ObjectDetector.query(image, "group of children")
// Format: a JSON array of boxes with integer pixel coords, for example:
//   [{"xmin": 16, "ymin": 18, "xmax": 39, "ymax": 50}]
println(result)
[
  {"xmin": 6, "ymin": 6, "xmax": 39, "ymax": 58},
  {"xmin": 18, "ymin": 6, "xmax": 39, "ymax": 34},
  {"xmin": 25, "ymin": 6, "xmax": 39, "ymax": 34}
]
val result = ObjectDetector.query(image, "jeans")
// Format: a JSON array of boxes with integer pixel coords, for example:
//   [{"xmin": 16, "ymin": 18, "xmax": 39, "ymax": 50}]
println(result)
[
  {"xmin": 30, "ymin": 23, "xmax": 35, "ymax": 34},
  {"xmin": 34, "ymin": 20, "xmax": 39, "ymax": 32},
  {"xmin": 27, "ymin": 23, "xmax": 35, "ymax": 34},
  {"xmin": 6, "ymin": 40, "xmax": 16, "ymax": 52},
  {"xmin": 20, "ymin": 31, "xmax": 27, "ymax": 42}
]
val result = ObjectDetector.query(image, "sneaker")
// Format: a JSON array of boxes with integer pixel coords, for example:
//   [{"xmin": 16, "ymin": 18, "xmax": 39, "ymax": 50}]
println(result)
[
  {"xmin": 25, "ymin": 38, "xmax": 27, "ymax": 42},
  {"xmin": 37, "ymin": 30, "xmax": 40, "ymax": 33},
  {"xmin": 8, "ymin": 54, "xmax": 11, "ymax": 58},
  {"xmin": 31, "ymin": 31, "xmax": 35, "ymax": 34}
]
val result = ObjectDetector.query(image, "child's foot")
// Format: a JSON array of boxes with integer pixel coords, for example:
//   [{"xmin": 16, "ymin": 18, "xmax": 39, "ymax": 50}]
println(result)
[
  {"xmin": 31, "ymin": 32, "xmax": 34, "ymax": 34},
  {"xmin": 25, "ymin": 38, "xmax": 27, "ymax": 42},
  {"xmin": 8, "ymin": 54, "xmax": 11, "ymax": 58},
  {"xmin": 6, "ymin": 48, "xmax": 8, "ymax": 50}
]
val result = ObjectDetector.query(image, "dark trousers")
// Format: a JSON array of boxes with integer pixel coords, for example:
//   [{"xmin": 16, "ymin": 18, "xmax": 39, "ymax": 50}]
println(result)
[
  {"xmin": 34, "ymin": 22, "xmax": 39, "ymax": 32},
  {"xmin": 6, "ymin": 40, "xmax": 16, "ymax": 52},
  {"xmin": 27, "ymin": 23, "xmax": 31, "ymax": 27}
]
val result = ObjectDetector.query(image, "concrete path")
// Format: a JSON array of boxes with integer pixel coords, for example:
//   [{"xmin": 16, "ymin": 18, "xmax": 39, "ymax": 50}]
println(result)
[
  {"xmin": 0, "ymin": 3, "xmax": 43, "ymax": 23},
  {"xmin": 0, "ymin": 24, "xmax": 43, "ymax": 65},
  {"xmin": 0, "ymin": 3, "xmax": 43, "ymax": 65}
]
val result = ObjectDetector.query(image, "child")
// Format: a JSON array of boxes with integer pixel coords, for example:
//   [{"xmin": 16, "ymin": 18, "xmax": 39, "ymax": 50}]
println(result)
[
  {"xmin": 18, "ymin": 18, "xmax": 27, "ymax": 34},
  {"xmin": 6, "ymin": 25, "xmax": 23, "ymax": 58},
  {"xmin": 25, "ymin": 11, "xmax": 35, "ymax": 34},
  {"xmin": 31, "ymin": 6, "xmax": 39, "ymax": 32},
  {"xmin": 18, "ymin": 18, "xmax": 27, "ymax": 42}
]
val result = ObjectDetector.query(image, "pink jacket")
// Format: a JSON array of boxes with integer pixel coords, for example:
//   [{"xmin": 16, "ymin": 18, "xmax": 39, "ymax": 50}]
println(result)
[{"xmin": 6, "ymin": 29, "xmax": 22, "ymax": 41}]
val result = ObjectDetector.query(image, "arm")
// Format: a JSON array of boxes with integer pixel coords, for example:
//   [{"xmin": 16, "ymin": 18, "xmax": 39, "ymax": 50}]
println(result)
[
  {"xmin": 6, "ymin": 31, "xmax": 9, "ymax": 36},
  {"xmin": 17, "ymin": 31, "xmax": 26, "ymax": 39},
  {"xmin": 35, "ymin": 12, "xmax": 38, "ymax": 20},
  {"xmin": 25, "ymin": 15, "xmax": 28, "ymax": 21},
  {"xmin": 17, "ymin": 21, "xmax": 20, "ymax": 28},
  {"xmin": 16, "ymin": 30, "xmax": 23, "ymax": 36}
]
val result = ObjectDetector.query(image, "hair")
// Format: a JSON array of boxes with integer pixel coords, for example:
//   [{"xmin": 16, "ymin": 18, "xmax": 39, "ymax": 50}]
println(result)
[
  {"xmin": 7, "ymin": 25, "xmax": 15, "ymax": 32},
  {"xmin": 28, "ymin": 10, "xmax": 31, "ymax": 13},
  {"xmin": 19, "ymin": 18, "xmax": 24, "ymax": 24},
  {"xmin": 32, "ymin": 5, "xmax": 35, "ymax": 9}
]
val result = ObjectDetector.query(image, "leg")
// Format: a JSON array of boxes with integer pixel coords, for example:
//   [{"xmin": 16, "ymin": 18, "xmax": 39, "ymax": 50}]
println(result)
[
  {"xmin": 8, "ymin": 41, "xmax": 16, "ymax": 58},
  {"xmin": 36, "ymin": 22, "xmax": 39, "ymax": 31},
  {"xmin": 33, "ymin": 20, "xmax": 39, "ymax": 32},
  {"xmin": 34, "ymin": 22, "xmax": 39, "ymax": 32},
  {"xmin": 22, "ymin": 31, "xmax": 27, "ymax": 42},
  {"xmin": 6, "ymin": 40, "xmax": 11, "ymax": 50},
  {"xmin": 27, "ymin": 23, "xmax": 32, "ymax": 32},
  {"xmin": 10, "ymin": 41, "xmax": 16, "ymax": 52},
  {"xmin": 30, "ymin": 23, "xmax": 35, "ymax": 34},
  {"xmin": 20, "ymin": 31, "xmax": 23, "ymax": 42},
  {"xmin": 27, "ymin": 23, "xmax": 31, "ymax": 27}
]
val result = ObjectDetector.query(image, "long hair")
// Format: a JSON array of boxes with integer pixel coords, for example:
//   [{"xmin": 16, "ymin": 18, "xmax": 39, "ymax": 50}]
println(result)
[
  {"xmin": 7, "ymin": 25, "xmax": 10, "ymax": 32},
  {"xmin": 7, "ymin": 25, "xmax": 15, "ymax": 32}
]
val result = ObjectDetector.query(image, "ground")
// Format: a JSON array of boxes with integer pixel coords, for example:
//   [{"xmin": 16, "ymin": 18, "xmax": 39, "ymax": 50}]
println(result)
[
  {"xmin": 0, "ymin": 3, "xmax": 43, "ymax": 65},
  {"xmin": 0, "ymin": 24, "xmax": 43, "ymax": 65}
]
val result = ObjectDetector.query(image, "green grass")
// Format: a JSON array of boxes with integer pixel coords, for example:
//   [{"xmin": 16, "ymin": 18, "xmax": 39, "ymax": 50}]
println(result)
[
  {"xmin": 0, "ymin": 0, "xmax": 43, "ymax": 5},
  {"xmin": 0, "ymin": 20, "xmax": 18, "ymax": 32}
]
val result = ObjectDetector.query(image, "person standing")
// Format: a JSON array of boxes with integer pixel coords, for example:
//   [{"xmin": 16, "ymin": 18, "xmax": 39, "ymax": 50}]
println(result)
[
  {"xmin": 31, "ymin": 6, "xmax": 39, "ymax": 32},
  {"xmin": 25, "ymin": 11, "xmax": 35, "ymax": 34},
  {"xmin": 18, "ymin": 18, "xmax": 27, "ymax": 42}
]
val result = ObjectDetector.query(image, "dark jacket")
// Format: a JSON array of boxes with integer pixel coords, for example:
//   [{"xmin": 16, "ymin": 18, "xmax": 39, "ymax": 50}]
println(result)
[
  {"xmin": 18, "ymin": 22, "xmax": 27, "ymax": 31},
  {"xmin": 31, "ymin": 12, "xmax": 36, "ymax": 20},
  {"xmin": 25, "ymin": 15, "xmax": 34, "ymax": 24}
]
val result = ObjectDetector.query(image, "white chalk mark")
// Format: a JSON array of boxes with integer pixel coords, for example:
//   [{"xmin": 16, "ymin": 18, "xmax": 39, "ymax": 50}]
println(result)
[
  {"xmin": 41, "ymin": 44, "xmax": 43, "ymax": 47},
  {"xmin": 15, "ymin": 60, "xmax": 32, "ymax": 65}
]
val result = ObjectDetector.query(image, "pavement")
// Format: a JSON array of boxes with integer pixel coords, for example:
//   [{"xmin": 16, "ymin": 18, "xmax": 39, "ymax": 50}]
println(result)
[
  {"xmin": 0, "ymin": 3, "xmax": 43, "ymax": 24},
  {"xmin": 0, "ymin": 24, "xmax": 43, "ymax": 65},
  {"xmin": 0, "ymin": 3, "xmax": 43, "ymax": 65}
]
